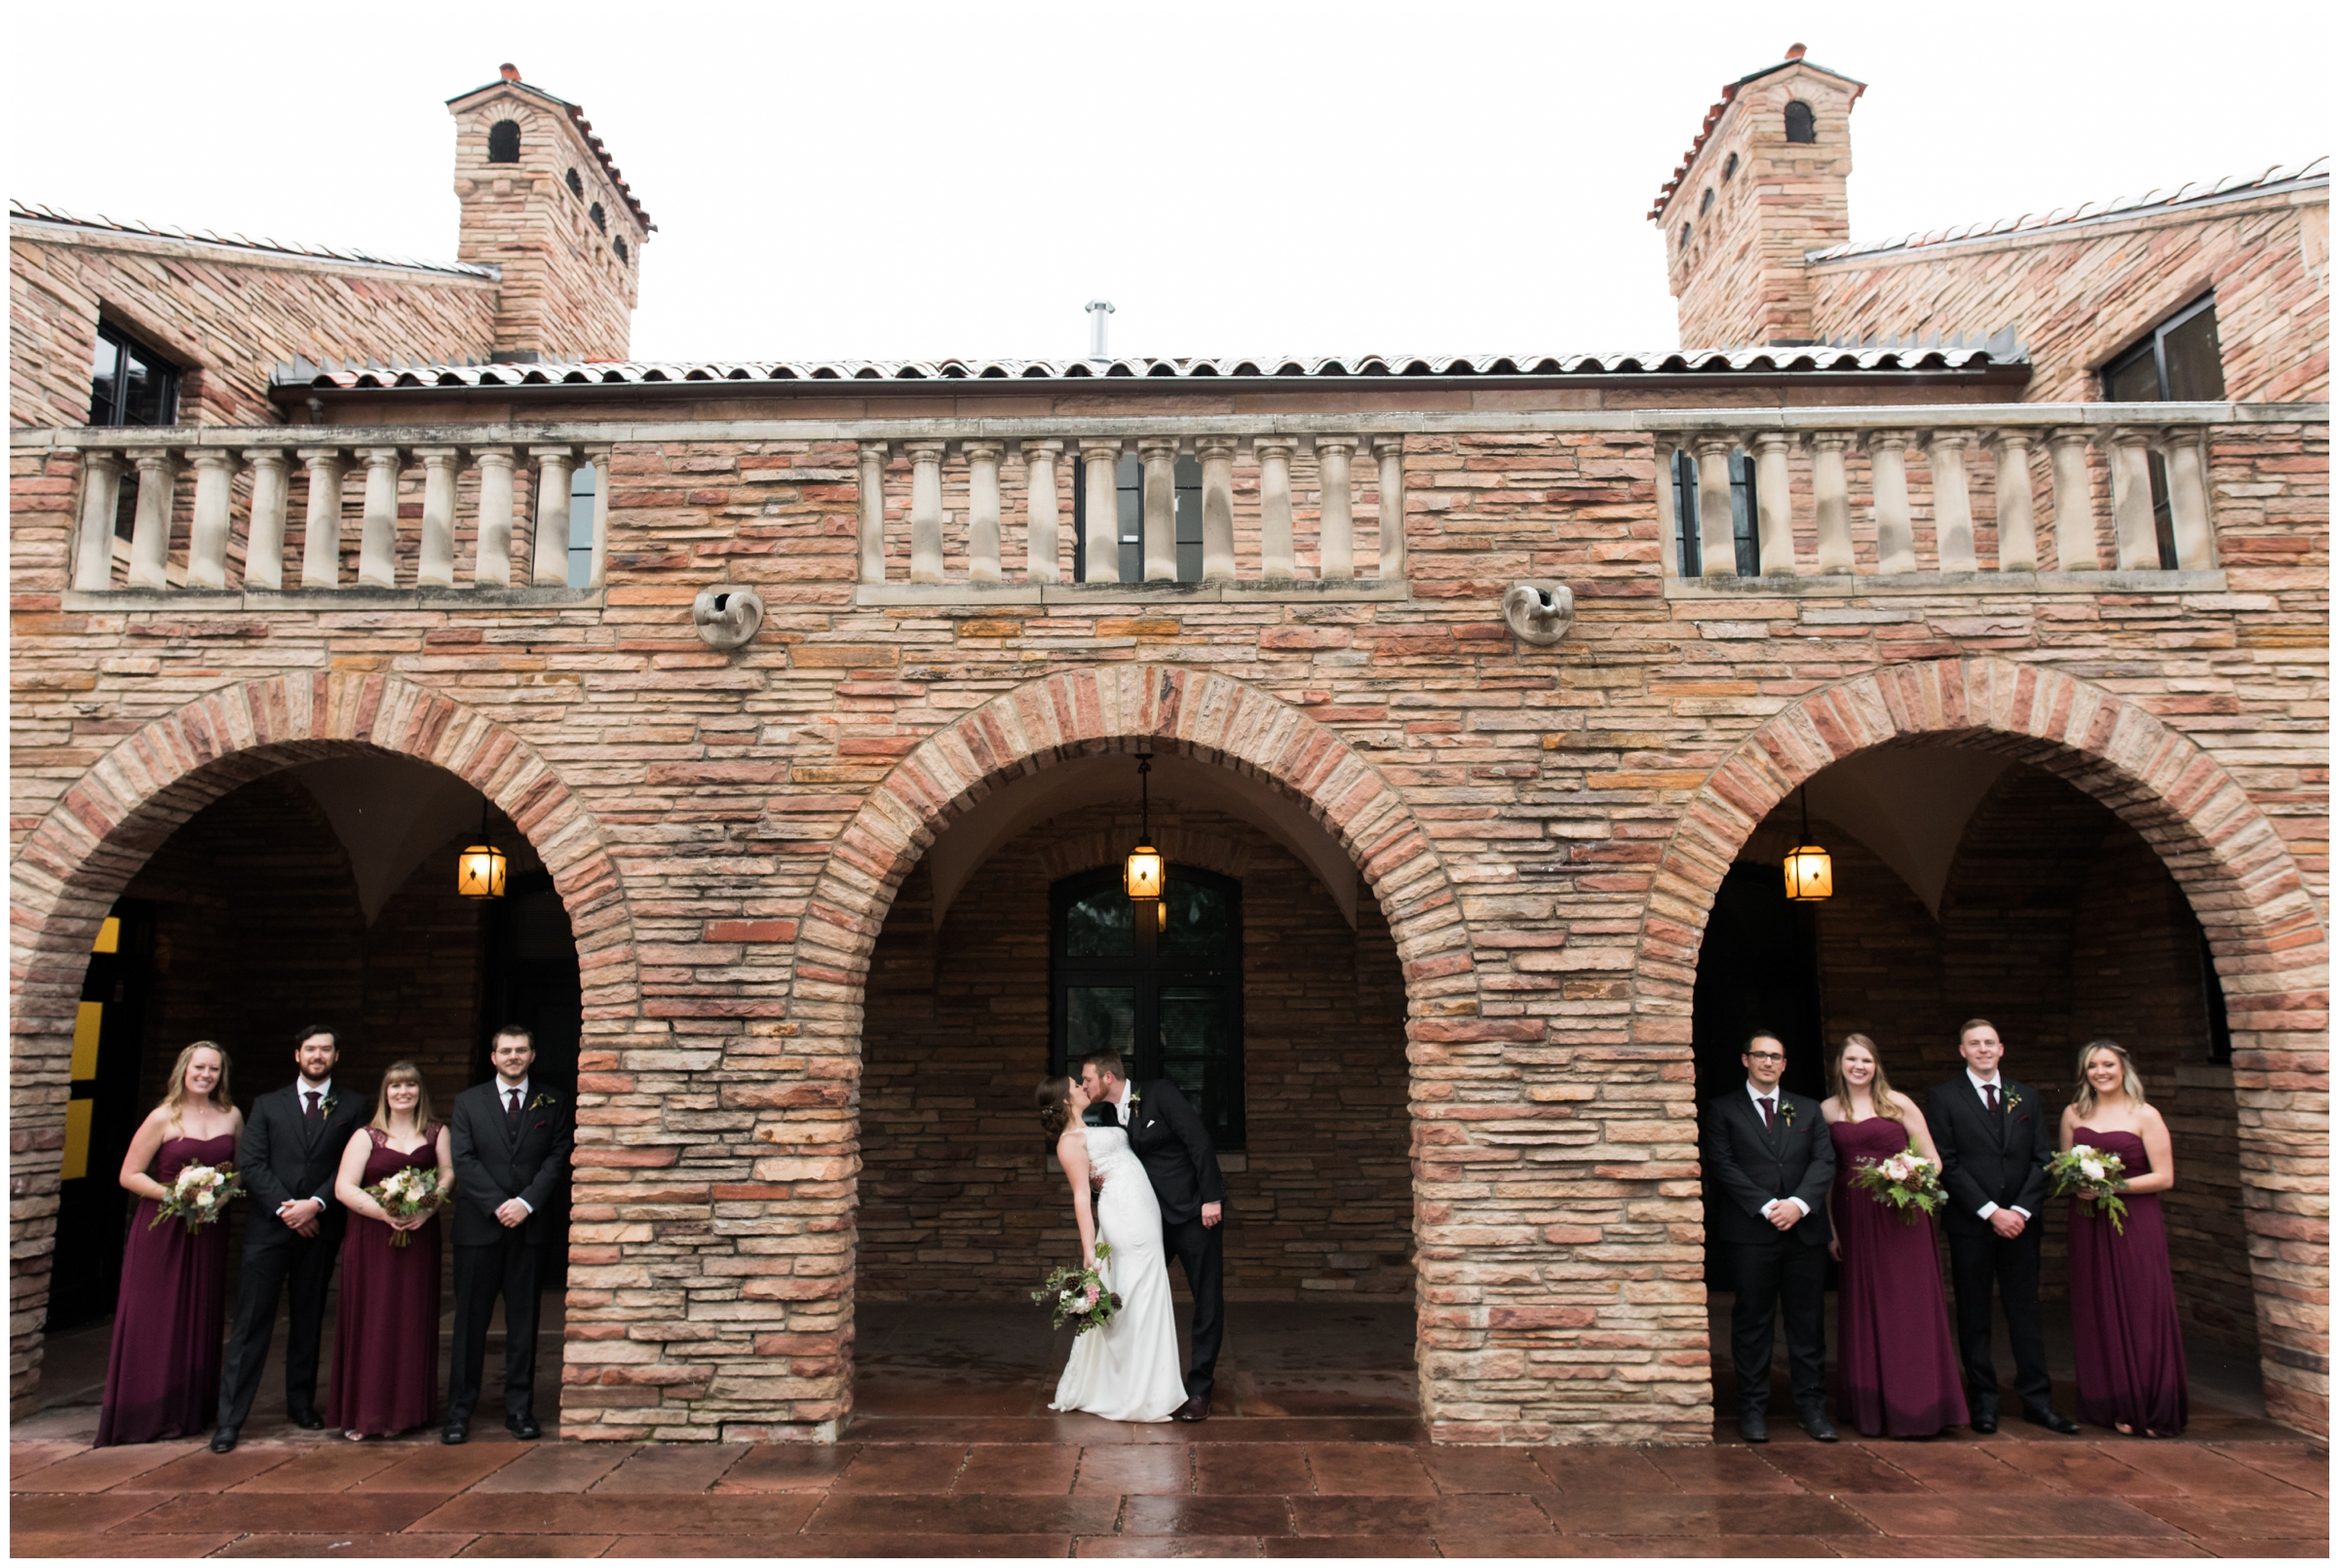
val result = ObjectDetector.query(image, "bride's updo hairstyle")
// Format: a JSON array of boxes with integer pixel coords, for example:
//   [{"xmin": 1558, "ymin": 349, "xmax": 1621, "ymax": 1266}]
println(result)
[{"xmin": 1036, "ymin": 1076, "xmax": 1076, "ymax": 1138}]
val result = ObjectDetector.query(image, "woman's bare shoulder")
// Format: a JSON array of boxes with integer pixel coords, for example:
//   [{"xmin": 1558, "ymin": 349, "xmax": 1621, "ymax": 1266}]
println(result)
[{"xmin": 1055, "ymin": 1126, "xmax": 1089, "ymax": 1158}]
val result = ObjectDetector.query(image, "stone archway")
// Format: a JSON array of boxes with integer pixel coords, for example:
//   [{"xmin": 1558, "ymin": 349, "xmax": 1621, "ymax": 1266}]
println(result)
[
  {"xmin": 7, "ymin": 669, "xmax": 638, "ymax": 1405},
  {"xmin": 1636, "ymin": 656, "xmax": 2330, "ymax": 1435},
  {"xmin": 787, "ymin": 664, "xmax": 1478, "ymax": 1429}
]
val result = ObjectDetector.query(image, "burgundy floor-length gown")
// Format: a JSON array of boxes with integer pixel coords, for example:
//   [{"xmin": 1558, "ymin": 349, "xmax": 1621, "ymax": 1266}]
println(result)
[
  {"xmin": 96, "ymin": 1131, "xmax": 238, "ymax": 1446},
  {"xmin": 1830, "ymin": 1116, "xmax": 1970, "ymax": 1436},
  {"xmin": 2069, "ymin": 1126, "xmax": 2188, "ymax": 1435},
  {"xmin": 326, "ymin": 1128, "xmax": 444, "ymax": 1435}
]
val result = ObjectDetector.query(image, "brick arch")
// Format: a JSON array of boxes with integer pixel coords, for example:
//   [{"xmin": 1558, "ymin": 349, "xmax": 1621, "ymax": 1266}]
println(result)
[
  {"xmin": 7, "ymin": 670, "xmax": 636, "ymax": 1400},
  {"xmin": 1638, "ymin": 655, "xmax": 2329, "ymax": 1434}
]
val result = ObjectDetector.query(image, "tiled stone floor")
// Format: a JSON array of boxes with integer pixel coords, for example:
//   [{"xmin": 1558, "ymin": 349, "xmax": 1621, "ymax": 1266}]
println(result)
[{"xmin": 12, "ymin": 1300, "xmax": 2326, "ymax": 1557}]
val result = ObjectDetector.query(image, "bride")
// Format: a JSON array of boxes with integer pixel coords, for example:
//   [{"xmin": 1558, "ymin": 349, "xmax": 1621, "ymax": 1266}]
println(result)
[{"xmin": 1036, "ymin": 1076, "xmax": 1187, "ymax": 1422}]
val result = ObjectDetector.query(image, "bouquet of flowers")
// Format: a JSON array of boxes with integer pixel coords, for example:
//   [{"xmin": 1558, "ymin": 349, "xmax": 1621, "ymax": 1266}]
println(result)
[
  {"xmin": 151, "ymin": 1162, "xmax": 243, "ymax": 1232},
  {"xmin": 1849, "ymin": 1146, "xmax": 1945, "ymax": 1224},
  {"xmin": 2050, "ymin": 1143, "xmax": 2129, "ymax": 1235},
  {"xmin": 366, "ymin": 1166, "xmax": 441, "ymax": 1247},
  {"xmin": 1031, "ymin": 1241, "xmax": 1124, "ymax": 1335}
]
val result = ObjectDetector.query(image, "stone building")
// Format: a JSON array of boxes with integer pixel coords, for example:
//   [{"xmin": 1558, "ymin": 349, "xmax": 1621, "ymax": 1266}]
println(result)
[{"xmin": 9, "ymin": 48, "xmax": 2328, "ymax": 1444}]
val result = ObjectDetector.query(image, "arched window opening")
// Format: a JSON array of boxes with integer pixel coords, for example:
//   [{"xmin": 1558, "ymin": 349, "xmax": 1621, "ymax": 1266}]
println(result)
[
  {"xmin": 1679, "ymin": 223, "xmax": 1691, "ymax": 253},
  {"xmin": 486, "ymin": 119, "xmax": 521, "ymax": 163},
  {"xmin": 589, "ymin": 202, "xmax": 606, "ymax": 233},
  {"xmin": 565, "ymin": 169, "xmax": 584, "ymax": 198},
  {"xmin": 1783, "ymin": 100, "xmax": 1817, "ymax": 143},
  {"xmin": 613, "ymin": 237, "xmax": 630, "ymax": 264},
  {"xmin": 1723, "ymin": 152, "xmax": 1739, "ymax": 180},
  {"xmin": 1700, "ymin": 187, "xmax": 1715, "ymax": 214}
]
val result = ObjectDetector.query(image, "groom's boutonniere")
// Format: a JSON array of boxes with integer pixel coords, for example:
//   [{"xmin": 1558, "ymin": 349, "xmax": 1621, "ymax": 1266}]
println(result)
[
  {"xmin": 321, "ymin": 1094, "xmax": 341, "ymax": 1117},
  {"xmin": 2005, "ymin": 1090, "xmax": 2023, "ymax": 1114},
  {"xmin": 528, "ymin": 1091, "xmax": 557, "ymax": 1112},
  {"xmin": 1779, "ymin": 1099, "xmax": 1797, "ymax": 1126}
]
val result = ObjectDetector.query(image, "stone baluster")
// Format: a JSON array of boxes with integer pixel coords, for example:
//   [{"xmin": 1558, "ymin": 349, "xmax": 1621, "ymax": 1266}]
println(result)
[
  {"xmin": 1198, "ymin": 440, "xmax": 1237, "ymax": 582},
  {"xmin": 126, "ymin": 450, "xmax": 179, "ymax": 590},
  {"xmin": 2048, "ymin": 428, "xmax": 2098, "ymax": 571},
  {"xmin": 1925, "ymin": 429, "xmax": 1976, "ymax": 572},
  {"xmin": 473, "ymin": 448, "xmax": 516, "ymax": 586},
  {"xmin": 582, "ymin": 444, "xmax": 615, "ymax": 587},
  {"xmin": 1749, "ymin": 432, "xmax": 1795, "ymax": 575},
  {"xmin": 1317, "ymin": 436, "xmax": 1358, "ymax": 581},
  {"xmin": 1020, "ymin": 440, "xmax": 1062, "ymax": 583},
  {"xmin": 1373, "ymin": 437, "xmax": 1406, "ymax": 582},
  {"xmin": 242, "ymin": 450, "xmax": 292, "ymax": 592},
  {"xmin": 2107, "ymin": 428, "xmax": 2161, "ymax": 570},
  {"xmin": 1139, "ymin": 438, "xmax": 1178, "ymax": 582},
  {"xmin": 1986, "ymin": 432, "xmax": 2039, "ymax": 572},
  {"xmin": 1255, "ymin": 438, "xmax": 1297, "ymax": 582},
  {"xmin": 1653, "ymin": 441, "xmax": 1679, "ymax": 578},
  {"xmin": 2161, "ymin": 429, "xmax": 2216, "ymax": 569},
  {"xmin": 1693, "ymin": 436, "xmax": 1738, "ymax": 577},
  {"xmin": 1808, "ymin": 433, "xmax": 1855, "ymax": 574},
  {"xmin": 414, "ymin": 447, "xmax": 462, "ymax": 587},
  {"xmin": 858, "ymin": 441, "xmax": 890, "ymax": 584},
  {"xmin": 904, "ymin": 440, "xmax": 947, "ymax": 584},
  {"xmin": 358, "ymin": 446, "xmax": 404, "ymax": 588},
  {"xmin": 186, "ymin": 450, "xmax": 239, "ymax": 590},
  {"xmin": 530, "ymin": 446, "xmax": 575, "ymax": 586},
  {"xmin": 964, "ymin": 440, "xmax": 1004, "ymax": 583},
  {"xmin": 299, "ymin": 448, "xmax": 349, "ymax": 588},
  {"xmin": 72, "ymin": 448, "xmax": 126, "ymax": 592},
  {"xmin": 1865, "ymin": 431, "xmax": 1916, "ymax": 574},
  {"xmin": 1080, "ymin": 440, "xmax": 1123, "ymax": 583}
]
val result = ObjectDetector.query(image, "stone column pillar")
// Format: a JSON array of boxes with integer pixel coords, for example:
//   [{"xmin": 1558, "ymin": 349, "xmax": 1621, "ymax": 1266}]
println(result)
[
  {"xmin": 1139, "ymin": 438, "xmax": 1178, "ymax": 582},
  {"xmin": 2161, "ymin": 428, "xmax": 2216, "ymax": 568},
  {"xmin": 1255, "ymin": 438, "xmax": 1296, "ymax": 583},
  {"xmin": 473, "ymin": 448, "xmax": 517, "ymax": 587},
  {"xmin": 2107, "ymin": 428, "xmax": 2160, "ymax": 570},
  {"xmin": 127, "ymin": 450, "xmax": 179, "ymax": 589},
  {"xmin": 298, "ymin": 448, "xmax": 349, "ymax": 589},
  {"xmin": 2048, "ymin": 428, "xmax": 2098, "ymax": 571},
  {"xmin": 73, "ymin": 448, "xmax": 125, "ymax": 592},
  {"xmin": 1317, "ymin": 436, "xmax": 1358, "ymax": 581},
  {"xmin": 1653, "ymin": 442, "xmax": 1679, "ymax": 579},
  {"xmin": 905, "ymin": 440, "xmax": 947, "ymax": 583},
  {"xmin": 964, "ymin": 440, "xmax": 1004, "ymax": 583},
  {"xmin": 1865, "ymin": 430, "xmax": 1916, "ymax": 574},
  {"xmin": 358, "ymin": 446, "xmax": 404, "ymax": 588},
  {"xmin": 1987, "ymin": 431, "xmax": 2038, "ymax": 572},
  {"xmin": 530, "ymin": 446, "xmax": 575, "ymax": 586},
  {"xmin": 1020, "ymin": 440, "xmax": 1062, "ymax": 583},
  {"xmin": 1372, "ymin": 436, "xmax": 1406, "ymax": 582},
  {"xmin": 186, "ymin": 449, "xmax": 239, "ymax": 590},
  {"xmin": 1692, "ymin": 436, "xmax": 1738, "ymax": 577},
  {"xmin": 1808, "ymin": 433, "xmax": 1854, "ymax": 575},
  {"xmin": 415, "ymin": 447, "xmax": 461, "ymax": 587},
  {"xmin": 1925, "ymin": 428, "xmax": 1976, "ymax": 572},
  {"xmin": 1080, "ymin": 439, "xmax": 1123, "ymax": 584},
  {"xmin": 858, "ymin": 441, "xmax": 890, "ymax": 584},
  {"xmin": 1749, "ymin": 432, "xmax": 1795, "ymax": 576},
  {"xmin": 1199, "ymin": 440, "xmax": 1238, "ymax": 582},
  {"xmin": 242, "ymin": 449, "xmax": 292, "ymax": 592},
  {"xmin": 582, "ymin": 445, "xmax": 615, "ymax": 588}
]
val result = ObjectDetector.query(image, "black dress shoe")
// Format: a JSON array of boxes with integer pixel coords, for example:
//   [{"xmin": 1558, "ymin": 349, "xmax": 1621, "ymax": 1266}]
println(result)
[
  {"xmin": 1799, "ymin": 1410, "xmax": 1840, "ymax": 1442},
  {"xmin": 1738, "ymin": 1410, "xmax": 1769, "ymax": 1443},
  {"xmin": 1971, "ymin": 1410, "xmax": 1999, "ymax": 1434},
  {"xmin": 289, "ymin": 1409, "xmax": 325, "ymax": 1432},
  {"xmin": 2024, "ymin": 1406, "xmax": 2081, "ymax": 1434},
  {"xmin": 441, "ymin": 1417, "xmax": 470, "ymax": 1445},
  {"xmin": 506, "ymin": 1414, "xmax": 542, "ymax": 1440},
  {"xmin": 209, "ymin": 1428, "xmax": 239, "ymax": 1454},
  {"xmin": 1171, "ymin": 1395, "xmax": 1210, "ymax": 1424}
]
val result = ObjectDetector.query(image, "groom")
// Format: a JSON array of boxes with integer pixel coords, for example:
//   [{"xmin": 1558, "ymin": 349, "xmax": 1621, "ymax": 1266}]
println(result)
[{"xmin": 1079, "ymin": 1050, "xmax": 1225, "ymax": 1422}]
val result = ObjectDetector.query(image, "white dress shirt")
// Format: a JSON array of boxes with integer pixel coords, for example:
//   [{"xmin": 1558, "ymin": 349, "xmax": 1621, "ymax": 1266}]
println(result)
[
  {"xmin": 497, "ymin": 1076, "xmax": 534, "ymax": 1214},
  {"xmin": 1111, "ymin": 1081, "xmax": 1132, "ymax": 1127},
  {"xmin": 295, "ymin": 1076, "xmax": 335, "ymax": 1210},
  {"xmin": 1968, "ymin": 1068, "xmax": 2030, "ymax": 1222},
  {"xmin": 1745, "ymin": 1080, "xmax": 1809, "ymax": 1220}
]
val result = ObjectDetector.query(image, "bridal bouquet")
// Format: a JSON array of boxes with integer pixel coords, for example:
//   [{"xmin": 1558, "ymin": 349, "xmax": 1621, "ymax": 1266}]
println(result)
[
  {"xmin": 2050, "ymin": 1144, "xmax": 2129, "ymax": 1235},
  {"xmin": 151, "ymin": 1162, "xmax": 243, "ymax": 1232},
  {"xmin": 1031, "ymin": 1241, "xmax": 1124, "ymax": 1335},
  {"xmin": 1849, "ymin": 1148, "xmax": 1944, "ymax": 1224},
  {"xmin": 366, "ymin": 1166, "xmax": 441, "ymax": 1247}
]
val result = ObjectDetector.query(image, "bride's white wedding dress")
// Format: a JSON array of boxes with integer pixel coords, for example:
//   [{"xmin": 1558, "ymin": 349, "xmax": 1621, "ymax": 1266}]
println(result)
[{"xmin": 1050, "ymin": 1125, "xmax": 1187, "ymax": 1422}]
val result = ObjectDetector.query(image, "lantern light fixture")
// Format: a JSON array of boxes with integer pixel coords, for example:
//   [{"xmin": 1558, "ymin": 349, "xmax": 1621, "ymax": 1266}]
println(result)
[
  {"xmin": 1124, "ymin": 752, "xmax": 1166, "ymax": 911},
  {"xmin": 457, "ymin": 798, "xmax": 508, "ymax": 899},
  {"xmin": 1782, "ymin": 784, "xmax": 1833, "ymax": 902}
]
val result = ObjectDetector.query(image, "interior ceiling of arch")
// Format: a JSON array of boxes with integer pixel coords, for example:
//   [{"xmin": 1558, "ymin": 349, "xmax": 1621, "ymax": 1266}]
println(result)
[
  {"xmin": 283, "ymin": 755, "xmax": 490, "ymax": 925},
  {"xmin": 1774, "ymin": 746, "xmax": 2017, "ymax": 918},
  {"xmin": 923, "ymin": 752, "xmax": 1361, "ymax": 931}
]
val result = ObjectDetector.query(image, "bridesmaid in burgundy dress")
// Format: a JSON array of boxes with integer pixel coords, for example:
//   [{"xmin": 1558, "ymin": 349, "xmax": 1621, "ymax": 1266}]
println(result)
[
  {"xmin": 1822, "ymin": 1034, "xmax": 1969, "ymax": 1437},
  {"xmin": 97, "ymin": 1042, "xmax": 244, "ymax": 1446},
  {"xmin": 327, "ymin": 1061, "xmax": 453, "ymax": 1438},
  {"xmin": 2060, "ymin": 1038, "xmax": 2187, "ymax": 1437}
]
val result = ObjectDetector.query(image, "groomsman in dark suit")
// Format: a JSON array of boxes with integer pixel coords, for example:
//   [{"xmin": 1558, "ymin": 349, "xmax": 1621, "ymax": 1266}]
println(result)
[
  {"xmin": 1925, "ymin": 1018, "xmax": 2080, "ymax": 1434},
  {"xmin": 212, "ymin": 1025, "xmax": 371, "ymax": 1452},
  {"xmin": 1701, "ymin": 1030, "xmax": 1837, "ymax": 1443},
  {"xmin": 443, "ymin": 1024, "xmax": 572, "ymax": 1443}
]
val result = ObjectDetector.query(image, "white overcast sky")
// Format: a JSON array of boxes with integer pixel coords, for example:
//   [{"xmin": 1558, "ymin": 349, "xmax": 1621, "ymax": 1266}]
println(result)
[{"xmin": 9, "ymin": 2, "xmax": 2329, "ymax": 363}]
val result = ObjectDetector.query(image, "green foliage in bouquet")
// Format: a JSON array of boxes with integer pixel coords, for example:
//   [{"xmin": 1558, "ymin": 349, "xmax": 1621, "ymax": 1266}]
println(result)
[
  {"xmin": 1031, "ymin": 1241, "xmax": 1125, "ymax": 1334},
  {"xmin": 2050, "ymin": 1144, "xmax": 2129, "ymax": 1235}
]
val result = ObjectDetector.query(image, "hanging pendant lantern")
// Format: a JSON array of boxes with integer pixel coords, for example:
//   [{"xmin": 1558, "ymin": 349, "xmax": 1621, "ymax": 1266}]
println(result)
[
  {"xmin": 1124, "ymin": 753, "xmax": 1166, "ymax": 904},
  {"xmin": 1782, "ymin": 784, "xmax": 1832, "ymax": 902},
  {"xmin": 457, "ymin": 798, "xmax": 508, "ymax": 899}
]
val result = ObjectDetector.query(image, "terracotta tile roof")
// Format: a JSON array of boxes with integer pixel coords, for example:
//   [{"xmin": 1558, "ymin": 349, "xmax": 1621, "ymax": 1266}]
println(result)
[
  {"xmin": 1648, "ymin": 49, "xmax": 1866, "ymax": 222},
  {"xmin": 10, "ymin": 201, "xmax": 497, "ymax": 280},
  {"xmin": 444, "ymin": 76, "xmax": 653, "ymax": 232},
  {"xmin": 1804, "ymin": 157, "xmax": 2329, "ymax": 262}
]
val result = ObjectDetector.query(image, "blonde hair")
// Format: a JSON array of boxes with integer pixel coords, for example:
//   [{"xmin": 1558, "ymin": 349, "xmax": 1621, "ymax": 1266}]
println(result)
[
  {"xmin": 161, "ymin": 1041, "xmax": 234, "ymax": 1130},
  {"xmin": 2073, "ymin": 1038, "xmax": 2147, "ymax": 1118},
  {"xmin": 1829, "ymin": 1034, "xmax": 1906, "ymax": 1125},
  {"xmin": 368, "ymin": 1060, "xmax": 437, "ymax": 1132}
]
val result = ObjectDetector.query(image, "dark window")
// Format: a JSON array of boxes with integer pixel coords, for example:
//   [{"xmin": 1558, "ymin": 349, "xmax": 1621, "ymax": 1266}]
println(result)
[
  {"xmin": 487, "ymin": 120, "xmax": 521, "ymax": 163},
  {"xmin": 589, "ymin": 202, "xmax": 606, "ymax": 233},
  {"xmin": 566, "ymin": 462, "xmax": 596, "ymax": 588},
  {"xmin": 88, "ymin": 322, "xmax": 177, "ymax": 428},
  {"xmin": 1700, "ymin": 187, "xmax": 1714, "ymax": 214},
  {"xmin": 1670, "ymin": 447, "xmax": 1761, "ymax": 576},
  {"xmin": 1784, "ymin": 101, "xmax": 1817, "ymax": 142},
  {"xmin": 1678, "ymin": 223, "xmax": 1691, "ymax": 252},
  {"xmin": 1072, "ymin": 452, "xmax": 1203, "ymax": 583},
  {"xmin": 2103, "ymin": 293, "xmax": 2223, "ymax": 567},
  {"xmin": 613, "ymin": 237, "xmax": 630, "ymax": 264},
  {"xmin": 1722, "ymin": 152, "xmax": 1739, "ymax": 180},
  {"xmin": 1051, "ymin": 865, "xmax": 1244, "ymax": 1150},
  {"xmin": 2201, "ymin": 932, "xmax": 2234, "ymax": 1064},
  {"xmin": 565, "ymin": 168, "xmax": 584, "ymax": 198}
]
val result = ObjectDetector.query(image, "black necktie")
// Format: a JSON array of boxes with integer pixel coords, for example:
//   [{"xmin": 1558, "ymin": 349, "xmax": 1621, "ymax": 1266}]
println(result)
[
  {"xmin": 304, "ymin": 1090, "xmax": 322, "ymax": 1126},
  {"xmin": 1759, "ymin": 1095, "xmax": 1777, "ymax": 1131},
  {"xmin": 506, "ymin": 1089, "xmax": 523, "ymax": 1133}
]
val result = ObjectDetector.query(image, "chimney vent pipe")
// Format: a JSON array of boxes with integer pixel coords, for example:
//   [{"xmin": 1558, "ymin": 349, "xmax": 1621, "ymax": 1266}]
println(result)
[{"xmin": 1085, "ymin": 299, "xmax": 1115, "ymax": 363}]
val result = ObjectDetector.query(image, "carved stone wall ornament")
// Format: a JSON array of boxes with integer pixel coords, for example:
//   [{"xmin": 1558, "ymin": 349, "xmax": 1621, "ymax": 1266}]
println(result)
[
  {"xmin": 692, "ymin": 584, "xmax": 765, "ymax": 651},
  {"xmin": 1502, "ymin": 581, "xmax": 1575, "ymax": 646}
]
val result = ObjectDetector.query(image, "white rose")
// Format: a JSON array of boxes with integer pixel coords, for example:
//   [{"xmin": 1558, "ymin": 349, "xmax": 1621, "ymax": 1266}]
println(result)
[
  {"xmin": 2079, "ymin": 1160, "xmax": 2104, "ymax": 1182},
  {"xmin": 196, "ymin": 1192, "xmax": 215, "ymax": 1207}
]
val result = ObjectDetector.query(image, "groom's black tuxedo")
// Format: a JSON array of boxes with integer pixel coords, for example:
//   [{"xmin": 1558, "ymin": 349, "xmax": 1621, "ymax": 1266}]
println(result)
[
  {"xmin": 446, "ymin": 1078, "xmax": 573, "ymax": 1424},
  {"xmin": 1088, "ymin": 1079, "xmax": 1226, "ymax": 1400},
  {"xmin": 1925, "ymin": 1072, "xmax": 2054, "ymax": 1415}
]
